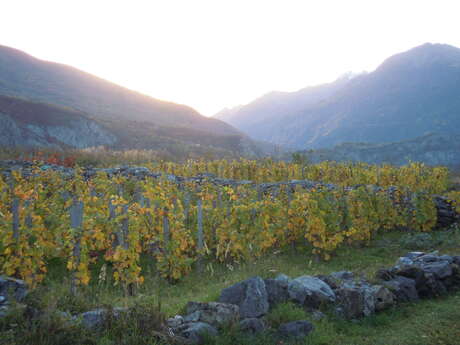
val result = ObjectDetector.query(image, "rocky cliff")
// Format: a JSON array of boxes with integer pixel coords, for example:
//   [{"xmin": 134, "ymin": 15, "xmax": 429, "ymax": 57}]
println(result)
[{"xmin": 0, "ymin": 95, "xmax": 116, "ymax": 149}]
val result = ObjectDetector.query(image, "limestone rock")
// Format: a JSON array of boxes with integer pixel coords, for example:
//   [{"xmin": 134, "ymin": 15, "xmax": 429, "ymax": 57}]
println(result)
[
  {"xmin": 176, "ymin": 322, "xmax": 218, "ymax": 344},
  {"xmin": 317, "ymin": 271, "xmax": 354, "ymax": 289},
  {"xmin": 184, "ymin": 302, "xmax": 239, "ymax": 327},
  {"xmin": 288, "ymin": 276, "xmax": 335, "ymax": 308},
  {"xmin": 371, "ymin": 285, "xmax": 395, "ymax": 312},
  {"xmin": 278, "ymin": 320, "xmax": 314, "ymax": 338},
  {"xmin": 218, "ymin": 277, "xmax": 269, "ymax": 318},
  {"xmin": 335, "ymin": 284, "xmax": 374, "ymax": 319},
  {"xmin": 383, "ymin": 276, "xmax": 419, "ymax": 302},
  {"xmin": 79, "ymin": 307, "xmax": 127, "ymax": 329},
  {"xmin": 166, "ymin": 315, "xmax": 184, "ymax": 328}
]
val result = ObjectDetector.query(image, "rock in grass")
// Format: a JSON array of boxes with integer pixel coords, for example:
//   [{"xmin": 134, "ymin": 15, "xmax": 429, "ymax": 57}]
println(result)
[
  {"xmin": 178, "ymin": 322, "xmax": 218, "ymax": 344},
  {"xmin": 166, "ymin": 315, "xmax": 184, "ymax": 328},
  {"xmin": 288, "ymin": 276, "xmax": 335, "ymax": 308},
  {"xmin": 383, "ymin": 276, "xmax": 419, "ymax": 302},
  {"xmin": 218, "ymin": 277, "xmax": 269, "ymax": 318},
  {"xmin": 239, "ymin": 317, "xmax": 266, "ymax": 334},
  {"xmin": 393, "ymin": 252, "xmax": 456, "ymax": 297},
  {"xmin": 317, "ymin": 271, "xmax": 354, "ymax": 289},
  {"xmin": 375, "ymin": 268, "xmax": 395, "ymax": 281},
  {"xmin": 80, "ymin": 309, "xmax": 108, "ymax": 329},
  {"xmin": 274, "ymin": 274, "xmax": 291, "ymax": 287},
  {"xmin": 311, "ymin": 310, "xmax": 326, "ymax": 320},
  {"xmin": 422, "ymin": 261, "xmax": 453, "ymax": 279},
  {"xmin": 0, "ymin": 276, "xmax": 28, "ymax": 303},
  {"xmin": 79, "ymin": 307, "xmax": 127, "ymax": 329},
  {"xmin": 184, "ymin": 302, "xmax": 239, "ymax": 327},
  {"xmin": 264, "ymin": 278, "xmax": 289, "ymax": 306},
  {"xmin": 420, "ymin": 273, "xmax": 448, "ymax": 297},
  {"xmin": 404, "ymin": 252, "xmax": 426, "ymax": 260},
  {"xmin": 453, "ymin": 256, "xmax": 460, "ymax": 266},
  {"xmin": 335, "ymin": 284, "xmax": 374, "ymax": 319},
  {"xmin": 371, "ymin": 285, "xmax": 395, "ymax": 311},
  {"xmin": 335, "ymin": 283, "xmax": 395, "ymax": 319},
  {"xmin": 278, "ymin": 320, "xmax": 314, "ymax": 338}
]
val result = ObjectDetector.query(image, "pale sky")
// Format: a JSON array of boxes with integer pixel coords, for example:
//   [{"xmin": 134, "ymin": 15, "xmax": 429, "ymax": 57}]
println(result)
[{"xmin": 1, "ymin": 0, "xmax": 460, "ymax": 116}]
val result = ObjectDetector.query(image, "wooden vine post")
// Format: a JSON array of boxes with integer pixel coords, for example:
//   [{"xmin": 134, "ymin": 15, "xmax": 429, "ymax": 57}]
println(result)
[
  {"xmin": 197, "ymin": 198, "xmax": 204, "ymax": 273},
  {"xmin": 11, "ymin": 197, "xmax": 20, "ymax": 243},
  {"xmin": 70, "ymin": 197, "xmax": 84, "ymax": 296}
]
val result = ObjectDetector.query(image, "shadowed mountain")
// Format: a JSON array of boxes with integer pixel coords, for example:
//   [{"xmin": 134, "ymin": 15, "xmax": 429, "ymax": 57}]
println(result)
[
  {"xmin": 0, "ymin": 94, "xmax": 116, "ymax": 148},
  {"xmin": 0, "ymin": 44, "xmax": 259, "ymax": 157},
  {"xmin": 215, "ymin": 43, "xmax": 460, "ymax": 150}
]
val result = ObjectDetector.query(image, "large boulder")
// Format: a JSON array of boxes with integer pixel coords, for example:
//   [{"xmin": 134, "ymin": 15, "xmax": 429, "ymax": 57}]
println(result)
[
  {"xmin": 264, "ymin": 278, "xmax": 289, "ymax": 306},
  {"xmin": 288, "ymin": 276, "xmax": 335, "ymax": 308},
  {"xmin": 175, "ymin": 322, "xmax": 218, "ymax": 344},
  {"xmin": 445, "ymin": 263, "xmax": 460, "ymax": 289},
  {"xmin": 317, "ymin": 271, "xmax": 354, "ymax": 290},
  {"xmin": 239, "ymin": 317, "xmax": 267, "ymax": 334},
  {"xmin": 184, "ymin": 302, "xmax": 239, "ymax": 327},
  {"xmin": 278, "ymin": 320, "xmax": 314, "ymax": 339},
  {"xmin": 453, "ymin": 256, "xmax": 460, "ymax": 266},
  {"xmin": 218, "ymin": 277, "xmax": 269, "ymax": 318},
  {"xmin": 371, "ymin": 285, "xmax": 396, "ymax": 312},
  {"xmin": 335, "ymin": 282, "xmax": 394, "ymax": 319},
  {"xmin": 78, "ymin": 307, "xmax": 127, "ymax": 329},
  {"xmin": 335, "ymin": 285, "xmax": 372, "ymax": 319},
  {"xmin": 419, "ymin": 273, "xmax": 448, "ymax": 297},
  {"xmin": 394, "ymin": 252, "xmax": 457, "ymax": 297},
  {"xmin": 422, "ymin": 261, "xmax": 452, "ymax": 280},
  {"xmin": 383, "ymin": 276, "xmax": 419, "ymax": 302}
]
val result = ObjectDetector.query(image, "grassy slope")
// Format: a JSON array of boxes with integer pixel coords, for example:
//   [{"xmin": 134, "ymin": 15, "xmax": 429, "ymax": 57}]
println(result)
[{"xmin": 4, "ymin": 228, "xmax": 459, "ymax": 345}]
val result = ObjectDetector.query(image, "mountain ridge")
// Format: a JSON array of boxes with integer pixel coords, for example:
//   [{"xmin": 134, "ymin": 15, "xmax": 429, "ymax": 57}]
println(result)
[
  {"xmin": 0, "ymin": 44, "xmax": 261, "ymax": 157},
  {"xmin": 215, "ymin": 43, "xmax": 460, "ymax": 150},
  {"xmin": 0, "ymin": 94, "xmax": 116, "ymax": 149}
]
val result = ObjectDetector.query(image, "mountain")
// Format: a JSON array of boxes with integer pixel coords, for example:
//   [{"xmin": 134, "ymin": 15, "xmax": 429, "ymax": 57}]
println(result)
[
  {"xmin": 0, "ymin": 44, "xmax": 258, "ymax": 157},
  {"xmin": 299, "ymin": 133, "xmax": 460, "ymax": 168},
  {"xmin": 214, "ymin": 73, "xmax": 358, "ymax": 143},
  {"xmin": 0, "ymin": 95, "xmax": 116, "ymax": 148},
  {"xmin": 215, "ymin": 43, "xmax": 460, "ymax": 150}
]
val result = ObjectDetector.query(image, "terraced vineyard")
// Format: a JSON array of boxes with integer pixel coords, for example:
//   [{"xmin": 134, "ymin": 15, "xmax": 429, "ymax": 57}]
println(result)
[{"xmin": 0, "ymin": 160, "xmax": 458, "ymax": 294}]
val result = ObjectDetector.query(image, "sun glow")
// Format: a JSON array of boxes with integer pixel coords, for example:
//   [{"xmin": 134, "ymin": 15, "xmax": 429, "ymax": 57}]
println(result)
[{"xmin": 2, "ymin": 0, "xmax": 460, "ymax": 116}]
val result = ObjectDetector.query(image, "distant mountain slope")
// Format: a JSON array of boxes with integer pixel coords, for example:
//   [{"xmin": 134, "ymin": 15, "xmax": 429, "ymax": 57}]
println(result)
[
  {"xmin": 214, "ymin": 73, "xmax": 356, "ymax": 144},
  {"xmin": 215, "ymin": 43, "xmax": 460, "ymax": 149},
  {"xmin": 299, "ymin": 133, "xmax": 460, "ymax": 168},
  {"xmin": 0, "ymin": 95, "xmax": 116, "ymax": 148},
  {"xmin": 0, "ymin": 44, "xmax": 257, "ymax": 156}
]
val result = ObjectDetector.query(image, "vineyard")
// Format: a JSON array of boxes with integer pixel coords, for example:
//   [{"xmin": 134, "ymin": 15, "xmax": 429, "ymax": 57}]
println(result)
[{"xmin": 0, "ymin": 160, "xmax": 457, "ymax": 294}]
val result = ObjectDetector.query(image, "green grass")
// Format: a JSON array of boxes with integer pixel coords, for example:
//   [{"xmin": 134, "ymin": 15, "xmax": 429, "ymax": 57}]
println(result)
[
  {"xmin": 265, "ymin": 302, "xmax": 310, "ymax": 328},
  {"xmin": 2, "ymin": 227, "xmax": 460, "ymax": 345}
]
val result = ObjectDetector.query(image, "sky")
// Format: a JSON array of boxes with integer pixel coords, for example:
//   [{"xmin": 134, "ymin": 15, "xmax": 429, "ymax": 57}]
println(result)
[{"xmin": 1, "ymin": 0, "xmax": 460, "ymax": 116}]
